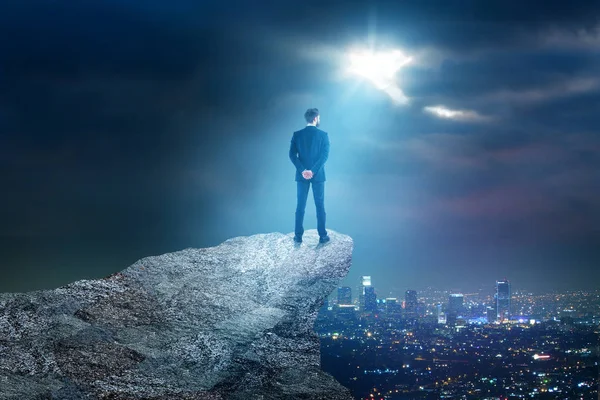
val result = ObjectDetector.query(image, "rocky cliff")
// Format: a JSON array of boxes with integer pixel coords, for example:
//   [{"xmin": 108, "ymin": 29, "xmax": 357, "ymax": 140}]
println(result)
[{"xmin": 0, "ymin": 230, "xmax": 354, "ymax": 400}]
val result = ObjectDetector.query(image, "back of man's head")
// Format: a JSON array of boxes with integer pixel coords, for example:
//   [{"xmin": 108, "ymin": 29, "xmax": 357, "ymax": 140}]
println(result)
[{"xmin": 304, "ymin": 108, "xmax": 319, "ymax": 123}]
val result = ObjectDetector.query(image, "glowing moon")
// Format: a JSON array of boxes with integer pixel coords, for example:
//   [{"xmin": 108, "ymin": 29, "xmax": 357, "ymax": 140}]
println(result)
[{"xmin": 345, "ymin": 48, "xmax": 412, "ymax": 103}]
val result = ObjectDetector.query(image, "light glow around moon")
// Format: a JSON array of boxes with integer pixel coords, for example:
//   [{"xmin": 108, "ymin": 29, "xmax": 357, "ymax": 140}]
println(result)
[
  {"xmin": 347, "ymin": 49, "xmax": 412, "ymax": 89},
  {"xmin": 345, "ymin": 48, "xmax": 413, "ymax": 104}
]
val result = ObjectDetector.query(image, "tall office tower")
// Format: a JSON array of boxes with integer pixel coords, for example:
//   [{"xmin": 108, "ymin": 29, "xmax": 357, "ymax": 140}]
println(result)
[
  {"xmin": 358, "ymin": 276, "xmax": 371, "ymax": 310},
  {"xmin": 405, "ymin": 290, "xmax": 418, "ymax": 319},
  {"xmin": 436, "ymin": 303, "xmax": 446, "ymax": 324},
  {"xmin": 448, "ymin": 294, "xmax": 464, "ymax": 312},
  {"xmin": 337, "ymin": 286, "xmax": 352, "ymax": 305},
  {"xmin": 364, "ymin": 286, "xmax": 377, "ymax": 313},
  {"xmin": 447, "ymin": 294, "xmax": 464, "ymax": 324},
  {"xmin": 496, "ymin": 279, "xmax": 511, "ymax": 321},
  {"xmin": 490, "ymin": 293, "xmax": 499, "ymax": 322}
]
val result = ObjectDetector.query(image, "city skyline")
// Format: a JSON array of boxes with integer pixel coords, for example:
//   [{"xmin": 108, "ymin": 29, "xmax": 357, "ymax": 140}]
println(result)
[
  {"xmin": 316, "ymin": 284, "xmax": 599, "ymax": 399},
  {"xmin": 332, "ymin": 274, "xmax": 582, "ymax": 304}
]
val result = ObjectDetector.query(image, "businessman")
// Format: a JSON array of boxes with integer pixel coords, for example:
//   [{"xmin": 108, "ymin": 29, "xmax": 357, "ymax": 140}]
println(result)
[{"xmin": 289, "ymin": 108, "xmax": 330, "ymax": 244}]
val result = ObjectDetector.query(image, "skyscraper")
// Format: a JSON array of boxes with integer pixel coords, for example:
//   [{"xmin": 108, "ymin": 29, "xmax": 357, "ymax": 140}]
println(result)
[
  {"xmin": 358, "ymin": 276, "xmax": 371, "ymax": 310},
  {"xmin": 337, "ymin": 286, "xmax": 352, "ymax": 305},
  {"xmin": 436, "ymin": 303, "xmax": 446, "ymax": 324},
  {"xmin": 448, "ymin": 294, "xmax": 464, "ymax": 312},
  {"xmin": 447, "ymin": 294, "xmax": 464, "ymax": 325},
  {"xmin": 496, "ymin": 279, "xmax": 511, "ymax": 321},
  {"xmin": 405, "ymin": 290, "xmax": 418, "ymax": 319},
  {"xmin": 364, "ymin": 286, "xmax": 377, "ymax": 313}
]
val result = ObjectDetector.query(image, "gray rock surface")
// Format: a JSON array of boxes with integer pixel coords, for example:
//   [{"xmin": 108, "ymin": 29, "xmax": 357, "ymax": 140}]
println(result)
[{"xmin": 0, "ymin": 230, "xmax": 354, "ymax": 400}]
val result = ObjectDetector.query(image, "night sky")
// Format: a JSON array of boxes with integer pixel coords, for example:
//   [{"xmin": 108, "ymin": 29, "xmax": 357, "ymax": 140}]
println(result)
[{"xmin": 1, "ymin": 1, "xmax": 599, "ymax": 295}]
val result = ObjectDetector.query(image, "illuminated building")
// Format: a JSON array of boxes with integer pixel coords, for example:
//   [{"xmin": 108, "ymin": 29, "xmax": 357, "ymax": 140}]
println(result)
[
  {"xmin": 357, "ymin": 276, "xmax": 371, "ymax": 310},
  {"xmin": 436, "ymin": 303, "xmax": 446, "ymax": 324}
]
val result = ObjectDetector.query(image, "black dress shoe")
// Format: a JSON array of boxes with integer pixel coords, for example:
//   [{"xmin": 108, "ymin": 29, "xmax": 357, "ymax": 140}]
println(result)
[
  {"xmin": 293, "ymin": 235, "xmax": 302, "ymax": 243},
  {"xmin": 319, "ymin": 235, "xmax": 330, "ymax": 244}
]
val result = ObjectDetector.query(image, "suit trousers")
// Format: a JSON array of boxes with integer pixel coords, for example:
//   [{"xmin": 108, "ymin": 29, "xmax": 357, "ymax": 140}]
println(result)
[{"xmin": 295, "ymin": 180, "xmax": 327, "ymax": 239}]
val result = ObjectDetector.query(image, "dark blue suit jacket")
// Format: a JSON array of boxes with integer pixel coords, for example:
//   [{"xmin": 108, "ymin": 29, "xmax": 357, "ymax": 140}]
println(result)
[{"xmin": 289, "ymin": 125, "xmax": 330, "ymax": 182}]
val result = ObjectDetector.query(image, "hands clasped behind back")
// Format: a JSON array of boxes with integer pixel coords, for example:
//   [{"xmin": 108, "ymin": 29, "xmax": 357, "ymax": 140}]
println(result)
[{"xmin": 301, "ymin": 170, "xmax": 314, "ymax": 180}]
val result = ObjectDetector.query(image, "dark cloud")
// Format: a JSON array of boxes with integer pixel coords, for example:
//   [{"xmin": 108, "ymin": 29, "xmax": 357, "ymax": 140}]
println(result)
[{"xmin": 234, "ymin": 0, "xmax": 600, "ymax": 52}]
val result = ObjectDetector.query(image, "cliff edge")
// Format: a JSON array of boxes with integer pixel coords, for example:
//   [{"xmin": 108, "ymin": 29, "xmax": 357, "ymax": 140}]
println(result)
[{"xmin": 0, "ymin": 229, "xmax": 354, "ymax": 400}]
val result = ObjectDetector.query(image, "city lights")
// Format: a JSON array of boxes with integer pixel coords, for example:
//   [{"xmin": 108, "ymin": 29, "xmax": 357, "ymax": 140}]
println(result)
[{"xmin": 316, "ymin": 281, "xmax": 599, "ymax": 399}]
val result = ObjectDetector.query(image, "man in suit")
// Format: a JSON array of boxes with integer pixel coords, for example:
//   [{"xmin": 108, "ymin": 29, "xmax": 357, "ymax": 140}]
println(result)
[{"xmin": 289, "ymin": 108, "xmax": 330, "ymax": 244}]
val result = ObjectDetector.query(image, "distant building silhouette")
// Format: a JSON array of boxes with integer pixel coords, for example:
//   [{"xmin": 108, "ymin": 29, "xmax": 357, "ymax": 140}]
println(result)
[
  {"xmin": 496, "ymin": 279, "xmax": 511, "ymax": 321},
  {"xmin": 447, "ymin": 294, "xmax": 464, "ymax": 325},
  {"xmin": 436, "ymin": 303, "xmax": 446, "ymax": 324},
  {"xmin": 335, "ymin": 304, "xmax": 357, "ymax": 319},
  {"xmin": 405, "ymin": 290, "xmax": 418, "ymax": 319},
  {"xmin": 358, "ymin": 276, "xmax": 371, "ymax": 310},
  {"xmin": 385, "ymin": 298, "xmax": 400, "ymax": 317},
  {"xmin": 486, "ymin": 306, "xmax": 497, "ymax": 323},
  {"xmin": 364, "ymin": 286, "xmax": 377, "ymax": 313},
  {"xmin": 337, "ymin": 286, "xmax": 352, "ymax": 305}
]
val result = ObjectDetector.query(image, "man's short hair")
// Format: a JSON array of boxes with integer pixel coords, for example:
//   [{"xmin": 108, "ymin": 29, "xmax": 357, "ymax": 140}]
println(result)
[{"xmin": 304, "ymin": 108, "xmax": 319, "ymax": 123}]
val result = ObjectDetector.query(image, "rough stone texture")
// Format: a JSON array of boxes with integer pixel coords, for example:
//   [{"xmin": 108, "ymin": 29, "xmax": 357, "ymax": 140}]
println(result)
[{"xmin": 0, "ymin": 229, "xmax": 354, "ymax": 400}]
